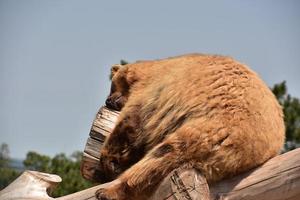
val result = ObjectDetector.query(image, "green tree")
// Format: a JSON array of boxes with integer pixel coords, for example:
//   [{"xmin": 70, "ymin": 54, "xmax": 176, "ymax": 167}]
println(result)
[
  {"xmin": 272, "ymin": 81, "xmax": 300, "ymax": 150},
  {"xmin": 23, "ymin": 151, "xmax": 51, "ymax": 172},
  {"xmin": 0, "ymin": 168, "xmax": 20, "ymax": 189},
  {"xmin": 49, "ymin": 152, "xmax": 93, "ymax": 197},
  {"xmin": 0, "ymin": 143, "xmax": 10, "ymax": 168},
  {"xmin": 0, "ymin": 143, "xmax": 20, "ymax": 189},
  {"xmin": 120, "ymin": 59, "xmax": 129, "ymax": 65}
]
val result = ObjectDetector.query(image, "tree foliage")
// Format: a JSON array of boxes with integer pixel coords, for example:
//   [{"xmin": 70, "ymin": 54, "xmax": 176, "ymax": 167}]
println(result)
[
  {"xmin": 0, "ymin": 143, "xmax": 20, "ymax": 189},
  {"xmin": 120, "ymin": 59, "xmax": 129, "ymax": 65},
  {"xmin": 0, "ymin": 167, "xmax": 20, "ymax": 190},
  {"xmin": 0, "ymin": 143, "xmax": 10, "ymax": 168},
  {"xmin": 23, "ymin": 151, "xmax": 51, "ymax": 172},
  {"xmin": 271, "ymin": 81, "xmax": 300, "ymax": 150}
]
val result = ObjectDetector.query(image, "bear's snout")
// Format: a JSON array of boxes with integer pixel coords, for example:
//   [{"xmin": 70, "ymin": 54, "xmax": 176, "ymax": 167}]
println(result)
[
  {"xmin": 105, "ymin": 93, "xmax": 126, "ymax": 111},
  {"xmin": 105, "ymin": 97, "xmax": 115, "ymax": 109}
]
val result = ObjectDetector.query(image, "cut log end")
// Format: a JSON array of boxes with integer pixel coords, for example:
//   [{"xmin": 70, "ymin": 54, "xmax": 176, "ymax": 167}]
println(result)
[
  {"xmin": 28, "ymin": 170, "xmax": 62, "ymax": 183},
  {"xmin": 81, "ymin": 106, "xmax": 120, "ymax": 182}
]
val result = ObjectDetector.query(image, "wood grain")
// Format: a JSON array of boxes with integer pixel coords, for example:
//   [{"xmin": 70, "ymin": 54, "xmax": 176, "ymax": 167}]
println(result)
[
  {"xmin": 210, "ymin": 148, "xmax": 300, "ymax": 200},
  {"xmin": 84, "ymin": 138, "xmax": 103, "ymax": 159},
  {"xmin": 81, "ymin": 106, "xmax": 120, "ymax": 182}
]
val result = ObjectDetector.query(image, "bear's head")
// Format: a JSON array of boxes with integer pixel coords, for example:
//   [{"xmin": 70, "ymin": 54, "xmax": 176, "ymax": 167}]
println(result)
[
  {"xmin": 95, "ymin": 64, "xmax": 144, "ymax": 182},
  {"xmin": 105, "ymin": 64, "xmax": 138, "ymax": 111}
]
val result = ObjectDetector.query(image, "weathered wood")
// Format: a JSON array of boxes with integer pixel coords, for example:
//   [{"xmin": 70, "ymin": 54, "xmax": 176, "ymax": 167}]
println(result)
[
  {"xmin": 209, "ymin": 147, "xmax": 300, "ymax": 200},
  {"xmin": 0, "ymin": 170, "xmax": 62, "ymax": 200},
  {"xmin": 150, "ymin": 168, "xmax": 210, "ymax": 200},
  {"xmin": 2, "ymin": 148, "xmax": 300, "ymax": 200},
  {"xmin": 89, "ymin": 106, "xmax": 119, "ymax": 141},
  {"xmin": 0, "ymin": 168, "xmax": 210, "ymax": 200},
  {"xmin": 84, "ymin": 137, "xmax": 103, "ymax": 159},
  {"xmin": 151, "ymin": 148, "xmax": 300, "ymax": 199},
  {"xmin": 81, "ymin": 106, "xmax": 120, "ymax": 182}
]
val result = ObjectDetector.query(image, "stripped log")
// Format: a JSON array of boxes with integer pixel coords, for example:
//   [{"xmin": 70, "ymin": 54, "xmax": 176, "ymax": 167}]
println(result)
[
  {"xmin": 209, "ymin": 147, "xmax": 300, "ymax": 200},
  {"xmin": 0, "ymin": 170, "xmax": 62, "ymax": 200},
  {"xmin": 152, "ymin": 148, "xmax": 300, "ymax": 200},
  {"xmin": 81, "ymin": 106, "xmax": 119, "ymax": 182},
  {"xmin": 1, "ymin": 148, "xmax": 300, "ymax": 200}
]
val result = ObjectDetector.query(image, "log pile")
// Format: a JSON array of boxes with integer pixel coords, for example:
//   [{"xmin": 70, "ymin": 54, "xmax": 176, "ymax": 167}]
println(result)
[
  {"xmin": 80, "ymin": 106, "xmax": 300, "ymax": 199},
  {"xmin": 1, "ymin": 106, "xmax": 300, "ymax": 199},
  {"xmin": 1, "ymin": 149, "xmax": 300, "ymax": 199}
]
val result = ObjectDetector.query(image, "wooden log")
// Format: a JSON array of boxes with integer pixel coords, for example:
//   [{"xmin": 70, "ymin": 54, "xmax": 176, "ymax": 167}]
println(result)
[
  {"xmin": 0, "ymin": 168, "xmax": 210, "ymax": 200},
  {"xmin": 84, "ymin": 138, "xmax": 103, "ymax": 159},
  {"xmin": 81, "ymin": 106, "xmax": 120, "ymax": 182},
  {"xmin": 89, "ymin": 106, "xmax": 119, "ymax": 141},
  {"xmin": 209, "ymin": 147, "xmax": 300, "ymax": 200},
  {"xmin": 149, "ymin": 167, "xmax": 210, "ymax": 200},
  {"xmin": 0, "ymin": 170, "xmax": 62, "ymax": 200},
  {"xmin": 1, "ymin": 148, "xmax": 300, "ymax": 200}
]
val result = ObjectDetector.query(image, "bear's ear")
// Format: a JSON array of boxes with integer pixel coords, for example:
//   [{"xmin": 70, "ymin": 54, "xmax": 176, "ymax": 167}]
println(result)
[{"xmin": 110, "ymin": 64, "xmax": 122, "ymax": 80}]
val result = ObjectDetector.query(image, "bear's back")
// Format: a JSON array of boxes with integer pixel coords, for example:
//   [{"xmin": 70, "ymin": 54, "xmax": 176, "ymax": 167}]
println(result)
[{"xmin": 127, "ymin": 54, "xmax": 284, "ymax": 163}]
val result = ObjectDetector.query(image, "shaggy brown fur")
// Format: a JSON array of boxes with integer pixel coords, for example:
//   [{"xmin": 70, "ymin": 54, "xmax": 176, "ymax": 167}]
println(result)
[{"xmin": 95, "ymin": 54, "xmax": 285, "ymax": 200}]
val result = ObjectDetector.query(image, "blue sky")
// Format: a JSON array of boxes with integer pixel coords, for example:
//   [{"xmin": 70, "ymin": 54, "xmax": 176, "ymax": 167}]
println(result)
[{"xmin": 1, "ymin": 0, "xmax": 299, "ymax": 159}]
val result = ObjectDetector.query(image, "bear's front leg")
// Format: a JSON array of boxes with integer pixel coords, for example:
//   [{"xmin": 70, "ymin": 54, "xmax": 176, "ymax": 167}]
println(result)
[{"xmin": 96, "ymin": 132, "xmax": 189, "ymax": 200}]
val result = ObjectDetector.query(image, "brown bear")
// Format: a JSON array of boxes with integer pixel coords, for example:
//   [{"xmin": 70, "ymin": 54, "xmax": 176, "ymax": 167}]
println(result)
[{"xmin": 95, "ymin": 54, "xmax": 285, "ymax": 200}]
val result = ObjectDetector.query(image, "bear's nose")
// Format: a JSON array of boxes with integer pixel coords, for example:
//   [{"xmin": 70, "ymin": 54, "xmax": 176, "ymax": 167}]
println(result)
[{"xmin": 105, "ymin": 98, "xmax": 114, "ymax": 109}]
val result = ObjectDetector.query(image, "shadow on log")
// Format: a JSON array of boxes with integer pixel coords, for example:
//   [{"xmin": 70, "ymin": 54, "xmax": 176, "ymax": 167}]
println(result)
[{"xmin": 1, "ymin": 148, "xmax": 300, "ymax": 200}]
